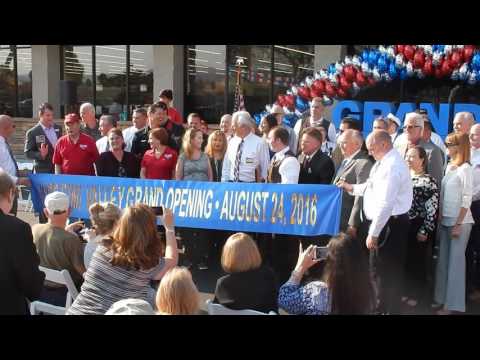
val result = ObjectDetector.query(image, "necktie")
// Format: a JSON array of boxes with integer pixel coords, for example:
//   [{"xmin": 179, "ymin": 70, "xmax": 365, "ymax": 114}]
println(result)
[
  {"xmin": 233, "ymin": 139, "xmax": 244, "ymax": 182},
  {"xmin": 336, "ymin": 159, "xmax": 348, "ymax": 179},
  {"xmin": 6, "ymin": 141, "xmax": 19, "ymax": 176}
]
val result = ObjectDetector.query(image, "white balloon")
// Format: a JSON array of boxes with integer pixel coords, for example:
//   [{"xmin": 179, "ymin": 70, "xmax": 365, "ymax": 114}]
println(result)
[
  {"xmin": 291, "ymin": 86, "xmax": 298, "ymax": 95},
  {"xmin": 335, "ymin": 62, "xmax": 344, "ymax": 73},
  {"xmin": 373, "ymin": 68, "xmax": 381, "ymax": 81},
  {"xmin": 406, "ymin": 62, "xmax": 414, "ymax": 76},
  {"xmin": 444, "ymin": 45, "xmax": 453, "ymax": 54},
  {"xmin": 305, "ymin": 76, "xmax": 314, "ymax": 87},
  {"xmin": 361, "ymin": 61, "xmax": 371, "ymax": 75},
  {"xmin": 344, "ymin": 57, "xmax": 352, "ymax": 66},
  {"xmin": 352, "ymin": 55, "xmax": 362, "ymax": 67},
  {"xmin": 451, "ymin": 69, "xmax": 459, "ymax": 81},
  {"xmin": 314, "ymin": 71, "xmax": 322, "ymax": 80},
  {"xmin": 387, "ymin": 46, "xmax": 396, "ymax": 58},
  {"xmin": 423, "ymin": 45, "xmax": 433, "ymax": 56}
]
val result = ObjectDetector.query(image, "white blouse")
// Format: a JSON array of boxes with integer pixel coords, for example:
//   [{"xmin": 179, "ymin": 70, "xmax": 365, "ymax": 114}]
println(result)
[{"xmin": 440, "ymin": 162, "xmax": 474, "ymax": 226}]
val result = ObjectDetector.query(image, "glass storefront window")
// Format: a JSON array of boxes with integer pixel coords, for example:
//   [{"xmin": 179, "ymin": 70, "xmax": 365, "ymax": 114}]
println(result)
[
  {"xmin": 129, "ymin": 45, "xmax": 154, "ymax": 115},
  {"xmin": 95, "ymin": 45, "xmax": 127, "ymax": 122},
  {"xmin": 185, "ymin": 45, "xmax": 226, "ymax": 123},
  {"xmin": 63, "ymin": 45, "xmax": 94, "ymax": 108},
  {"xmin": 0, "ymin": 45, "xmax": 16, "ymax": 116},
  {"xmin": 17, "ymin": 46, "xmax": 32, "ymax": 117},
  {"xmin": 273, "ymin": 45, "xmax": 314, "ymax": 98},
  {"xmin": 227, "ymin": 45, "xmax": 271, "ymax": 118}
]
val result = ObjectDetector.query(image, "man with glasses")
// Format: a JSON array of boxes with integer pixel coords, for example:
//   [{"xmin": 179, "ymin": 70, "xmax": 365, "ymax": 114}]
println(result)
[
  {"xmin": 394, "ymin": 112, "xmax": 444, "ymax": 187},
  {"xmin": 32, "ymin": 191, "xmax": 86, "ymax": 305},
  {"xmin": 331, "ymin": 117, "xmax": 362, "ymax": 169}
]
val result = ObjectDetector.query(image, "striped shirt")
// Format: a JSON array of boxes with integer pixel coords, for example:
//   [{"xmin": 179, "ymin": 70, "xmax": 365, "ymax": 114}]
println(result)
[{"xmin": 67, "ymin": 245, "xmax": 164, "ymax": 315}]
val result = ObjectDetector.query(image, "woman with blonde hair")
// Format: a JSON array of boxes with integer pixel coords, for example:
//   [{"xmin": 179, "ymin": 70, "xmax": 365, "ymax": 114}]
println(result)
[
  {"xmin": 434, "ymin": 132, "xmax": 474, "ymax": 314},
  {"xmin": 83, "ymin": 202, "xmax": 122, "ymax": 269},
  {"xmin": 67, "ymin": 205, "xmax": 178, "ymax": 315},
  {"xmin": 156, "ymin": 267, "xmax": 200, "ymax": 315},
  {"xmin": 213, "ymin": 232, "xmax": 278, "ymax": 313},
  {"xmin": 176, "ymin": 128, "xmax": 212, "ymax": 271},
  {"xmin": 205, "ymin": 130, "xmax": 227, "ymax": 182}
]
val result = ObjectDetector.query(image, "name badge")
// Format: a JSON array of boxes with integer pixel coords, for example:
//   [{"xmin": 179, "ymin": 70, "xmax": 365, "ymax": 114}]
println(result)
[
  {"xmin": 54, "ymin": 128, "xmax": 60, "ymax": 133},
  {"xmin": 245, "ymin": 157, "xmax": 254, "ymax": 164},
  {"xmin": 80, "ymin": 144, "xmax": 88, "ymax": 150},
  {"xmin": 35, "ymin": 135, "xmax": 46, "ymax": 144}
]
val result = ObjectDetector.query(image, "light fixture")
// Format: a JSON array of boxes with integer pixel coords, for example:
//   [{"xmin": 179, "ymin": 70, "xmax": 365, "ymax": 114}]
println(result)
[
  {"xmin": 188, "ymin": 48, "xmax": 222, "ymax": 55},
  {"xmin": 274, "ymin": 45, "xmax": 314, "ymax": 56}
]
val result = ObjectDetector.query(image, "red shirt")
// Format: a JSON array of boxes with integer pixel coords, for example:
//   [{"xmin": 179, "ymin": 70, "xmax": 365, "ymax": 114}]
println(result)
[
  {"xmin": 53, "ymin": 133, "xmax": 100, "ymax": 175},
  {"xmin": 141, "ymin": 147, "xmax": 178, "ymax": 180},
  {"xmin": 167, "ymin": 107, "xmax": 184, "ymax": 125}
]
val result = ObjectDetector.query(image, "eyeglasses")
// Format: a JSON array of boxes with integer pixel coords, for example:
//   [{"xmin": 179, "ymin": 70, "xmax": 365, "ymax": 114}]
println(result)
[
  {"xmin": 445, "ymin": 142, "xmax": 459, "ymax": 147},
  {"xmin": 403, "ymin": 125, "xmax": 421, "ymax": 130}
]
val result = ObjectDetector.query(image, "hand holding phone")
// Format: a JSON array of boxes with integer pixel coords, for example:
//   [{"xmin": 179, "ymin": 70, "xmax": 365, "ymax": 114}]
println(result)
[{"xmin": 313, "ymin": 246, "xmax": 328, "ymax": 260}]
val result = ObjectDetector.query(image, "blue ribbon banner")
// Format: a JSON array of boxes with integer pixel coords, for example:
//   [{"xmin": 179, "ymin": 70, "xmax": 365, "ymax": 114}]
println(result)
[{"xmin": 29, "ymin": 174, "xmax": 342, "ymax": 236}]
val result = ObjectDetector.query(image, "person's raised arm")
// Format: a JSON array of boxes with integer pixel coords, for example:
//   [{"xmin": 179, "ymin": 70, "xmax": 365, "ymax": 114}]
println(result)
[{"xmin": 153, "ymin": 208, "xmax": 178, "ymax": 280}]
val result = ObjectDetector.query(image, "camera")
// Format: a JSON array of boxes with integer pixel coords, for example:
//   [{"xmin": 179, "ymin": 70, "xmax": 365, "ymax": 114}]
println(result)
[
  {"xmin": 314, "ymin": 246, "xmax": 328, "ymax": 260},
  {"xmin": 151, "ymin": 206, "xmax": 164, "ymax": 216}
]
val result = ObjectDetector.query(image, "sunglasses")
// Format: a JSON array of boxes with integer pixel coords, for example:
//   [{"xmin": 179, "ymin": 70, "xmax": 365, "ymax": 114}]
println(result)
[{"xmin": 445, "ymin": 142, "xmax": 459, "ymax": 147}]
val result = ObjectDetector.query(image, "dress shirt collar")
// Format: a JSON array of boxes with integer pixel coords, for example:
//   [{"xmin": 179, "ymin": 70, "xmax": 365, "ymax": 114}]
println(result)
[
  {"xmin": 344, "ymin": 149, "xmax": 361, "ymax": 163},
  {"xmin": 39, "ymin": 121, "xmax": 53, "ymax": 131},
  {"xmin": 305, "ymin": 147, "xmax": 320, "ymax": 161},
  {"xmin": 273, "ymin": 146, "xmax": 290, "ymax": 161},
  {"xmin": 0, "ymin": 135, "xmax": 6, "ymax": 144}
]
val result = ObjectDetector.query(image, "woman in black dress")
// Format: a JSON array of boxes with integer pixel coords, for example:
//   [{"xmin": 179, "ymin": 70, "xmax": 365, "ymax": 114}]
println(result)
[{"xmin": 95, "ymin": 128, "xmax": 140, "ymax": 178}]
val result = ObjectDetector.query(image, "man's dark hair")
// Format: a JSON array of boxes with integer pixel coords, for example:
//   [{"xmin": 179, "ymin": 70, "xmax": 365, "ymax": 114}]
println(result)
[
  {"xmin": 341, "ymin": 117, "xmax": 361, "ymax": 131},
  {"xmin": 302, "ymin": 127, "xmax": 323, "ymax": 143},
  {"xmin": 39, "ymin": 102, "xmax": 54, "ymax": 115},
  {"xmin": 99, "ymin": 115, "xmax": 117, "ymax": 128},
  {"xmin": 148, "ymin": 101, "xmax": 167, "ymax": 114},
  {"xmin": 271, "ymin": 126, "xmax": 290, "ymax": 146},
  {"xmin": 159, "ymin": 89, "xmax": 173, "ymax": 101},
  {"xmin": 133, "ymin": 107, "xmax": 147, "ymax": 117}
]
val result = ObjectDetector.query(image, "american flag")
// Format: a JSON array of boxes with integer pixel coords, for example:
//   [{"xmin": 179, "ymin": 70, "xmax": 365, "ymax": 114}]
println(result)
[{"xmin": 233, "ymin": 58, "xmax": 246, "ymax": 112}]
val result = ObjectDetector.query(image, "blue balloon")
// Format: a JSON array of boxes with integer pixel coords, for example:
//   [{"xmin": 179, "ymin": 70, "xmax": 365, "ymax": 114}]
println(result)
[
  {"xmin": 377, "ymin": 56, "xmax": 387, "ymax": 73},
  {"xmin": 389, "ymin": 62, "xmax": 398, "ymax": 79},
  {"xmin": 399, "ymin": 68, "xmax": 407, "ymax": 80},
  {"xmin": 295, "ymin": 97, "xmax": 309, "ymax": 112},
  {"xmin": 283, "ymin": 114, "xmax": 298, "ymax": 128},
  {"xmin": 328, "ymin": 64, "xmax": 336, "ymax": 74},
  {"xmin": 472, "ymin": 53, "xmax": 480, "ymax": 71},
  {"xmin": 437, "ymin": 45, "xmax": 445, "ymax": 53},
  {"xmin": 368, "ymin": 50, "xmax": 378, "ymax": 66},
  {"xmin": 253, "ymin": 113, "xmax": 262, "ymax": 125},
  {"xmin": 361, "ymin": 49, "xmax": 370, "ymax": 63}
]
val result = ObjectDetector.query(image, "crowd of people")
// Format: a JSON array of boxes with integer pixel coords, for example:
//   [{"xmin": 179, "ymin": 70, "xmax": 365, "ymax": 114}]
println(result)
[{"xmin": 0, "ymin": 88, "xmax": 479, "ymax": 315}]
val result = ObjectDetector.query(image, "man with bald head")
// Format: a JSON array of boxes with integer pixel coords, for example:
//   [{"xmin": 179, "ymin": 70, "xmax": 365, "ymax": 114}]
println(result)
[
  {"xmin": 0, "ymin": 115, "xmax": 31, "ymax": 215},
  {"xmin": 395, "ymin": 112, "xmax": 444, "ymax": 187},
  {"xmin": 338, "ymin": 130, "xmax": 413, "ymax": 314},
  {"xmin": 333, "ymin": 129, "xmax": 373, "ymax": 239},
  {"xmin": 219, "ymin": 114, "xmax": 233, "ymax": 141},
  {"xmin": 453, "ymin": 112, "xmax": 475, "ymax": 135},
  {"xmin": 80, "ymin": 102, "xmax": 101, "ymax": 141},
  {"xmin": 467, "ymin": 123, "xmax": 480, "ymax": 301}
]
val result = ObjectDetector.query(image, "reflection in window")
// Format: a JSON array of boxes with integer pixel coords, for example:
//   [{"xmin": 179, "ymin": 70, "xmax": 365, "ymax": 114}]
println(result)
[
  {"xmin": 129, "ymin": 45, "xmax": 154, "ymax": 114},
  {"xmin": 227, "ymin": 45, "xmax": 271, "ymax": 118},
  {"xmin": 185, "ymin": 45, "xmax": 226, "ymax": 123},
  {"xmin": 63, "ymin": 46, "xmax": 94, "ymax": 108},
  {"xmin": 95, "ymin": 45, "xmax": 127, "ymax": 122},
  {"xmin": 273, "ymin": 45, "xmax": 314, "ymax": 98},
  {"xmin": 0, "ymin": 45, "xmax": 16, "ymax": 116},
  {"xmin": 17, "ymin": 46, "xmax": 32, "ymax": 117}
]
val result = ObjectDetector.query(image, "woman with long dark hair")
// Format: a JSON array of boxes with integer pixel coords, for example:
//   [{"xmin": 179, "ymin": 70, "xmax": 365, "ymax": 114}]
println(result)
[{"xmin": 278, "ymin": 233, "xmax": 374, "ymax": 315}]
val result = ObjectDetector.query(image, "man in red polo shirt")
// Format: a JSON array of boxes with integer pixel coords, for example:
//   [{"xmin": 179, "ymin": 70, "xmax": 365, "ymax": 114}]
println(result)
[
  {"xmin": 53, "ymin": 113, "xmax": 99, "ymax": 175},
  {"xmin": 159, "ymin": 89, "xmax": 184, "ymax": 126}
]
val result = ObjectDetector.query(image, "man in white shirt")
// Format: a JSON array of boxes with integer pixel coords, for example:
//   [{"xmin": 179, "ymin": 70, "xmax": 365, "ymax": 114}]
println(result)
[
  {"xmin": 386, "ymin": 113, "xmax": 401, "ymax": 144},
  {"xmin": 270, "ymin": 104, "xmax": 297, "ymax": 155},
  {"xmin": 95, "ymin": 115, "xmax": 116, "ymax": 154},
  {"xmin": 0, "ymin": 115, "xmax": 31, "ymax": 215},
  {"xmin": 293, "ymin": 97, "xmax": 336, "ymax": 154},
  {"xmin": 123, "ymin": 108, "xmax": 148, "ymax": 152},
  {"xmin": 219, "ymin": 114, "xmax": 233, "ymax": 142},
  {"xmin": 467, "ymin": 124, "xmax": 480, "ymax": 301},
  {"xmin": 221, "ymin": 111, "xmax": 270, "ymax": 183},
  {"xmin": 338, "ymin": 130, "xmax": 413, "ymax": 314},
  {"xmin": 266, "ymin": 126, "xmax": 300, "ymax": 184},
  {"xmin": 453, "ymin": 111, "xmax": 475, "ymax": 135}
]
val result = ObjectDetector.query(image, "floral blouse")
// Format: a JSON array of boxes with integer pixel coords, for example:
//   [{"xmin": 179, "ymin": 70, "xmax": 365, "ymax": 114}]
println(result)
[
  {"xmin": 278, "ymin": 279, "xmax": 331, "ymax": 315},
  {"xmin": 408, "ymin": 173, "xmax": 439, "ymax": 236}
]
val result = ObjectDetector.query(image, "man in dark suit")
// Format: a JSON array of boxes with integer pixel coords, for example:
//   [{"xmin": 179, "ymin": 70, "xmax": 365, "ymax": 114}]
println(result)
[
  {"xmin": 25, "ymin": 103, "xmax": 62, "ymax": 223},
  {"xmin": 298, "ymin": 127, "xmax": 335, "ymax": 248},
  {"xmin": 298, "ymin": 127, "xmax": 335, "ymax": 185},
  {"xmin": 0, "ymin": 171, "xmax": 45, "ymax": 314},
  {"xmin": 332, "ymin": 130, "xmax": 373, "ymax": 242}
]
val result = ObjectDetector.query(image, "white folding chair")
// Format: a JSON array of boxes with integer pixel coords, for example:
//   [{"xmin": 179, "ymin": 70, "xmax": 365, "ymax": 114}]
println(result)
[
  {"xmin": 205, "ymin": 299, "xmax": 277, "ymax": 315},
  {"xmin": 30, "ymin": 266, "xmax": 79, "ymax": 315}
]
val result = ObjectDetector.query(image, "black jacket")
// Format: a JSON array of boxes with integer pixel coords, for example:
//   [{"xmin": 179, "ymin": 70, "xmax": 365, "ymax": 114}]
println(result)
[
  {"xmin": 131, "ymin": 121, "xmax": 185, "ymax": 160},
  {"xmin": 298, "ymin": 150, "xmax": 335, "ymax": 184},
  {"xmin": 0, "ymin": 210, "xmax": 45, "ymax": 314},
  {"xmin": 213, "ymin": 266, "xmax": 278, "ymax": 313},
  {"xmin": 24, "ymin": 123, "xmax": 63, "ymax": 173}
]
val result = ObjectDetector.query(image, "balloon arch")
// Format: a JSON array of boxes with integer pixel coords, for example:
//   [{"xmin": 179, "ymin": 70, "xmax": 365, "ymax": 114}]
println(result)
[{"xmin": 253, "ymin": 45, "xmax": 480, "ymax": 127}]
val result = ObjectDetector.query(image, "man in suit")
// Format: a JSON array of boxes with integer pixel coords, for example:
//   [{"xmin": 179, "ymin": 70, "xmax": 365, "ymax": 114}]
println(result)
[
  {"xmin": 0, "ymin": 171, "xmax": 45, "ymax": 314},
  {"xmin": 331, "ymin": 117, "xmax": 362, "ymax": 169},
  {"xmin": 298, "ymin": 127, "xmax": 335, "ymax": 185},
  {"xmin": 394, "ymin": 112, "xmax": 444, "ymax": 187},
  {"xmin": 332, "ymin": 130, "xmax": 373, "ymax": 244}
]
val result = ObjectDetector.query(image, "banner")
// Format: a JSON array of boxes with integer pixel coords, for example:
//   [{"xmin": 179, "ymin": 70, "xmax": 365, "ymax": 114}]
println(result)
[{"xmin": 29, "ymin": 174, "xmax": 342, "ymax": 236}]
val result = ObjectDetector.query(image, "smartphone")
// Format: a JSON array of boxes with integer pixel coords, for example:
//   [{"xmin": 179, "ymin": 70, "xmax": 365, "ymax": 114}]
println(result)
[
  {"xmin": 314, "ymin": 246, "xmax": 328, "ymax": 260},
  {"xmin": 151, "ymin": 206, "xmax": 164, "ymax": 216}
]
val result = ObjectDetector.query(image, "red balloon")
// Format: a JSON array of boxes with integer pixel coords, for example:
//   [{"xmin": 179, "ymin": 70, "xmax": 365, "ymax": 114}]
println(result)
[
  {"xmin": 339, "ymin": 76, "xmax": 352, "ymax": 91},
  {"xmin": 451, "ymin": 51, "xmax": 463, "ymax": 68},
  {"xmin": 284, "ymin": 94, "xmax": 295, "ymax": 108},
  {"xmin": 404, "ymin": 45, "xmax": 415, "ymax": 61},
  {"xmin": 310, "ymin": 88, "xmax": 323, "ymax": 98},
  {"xmin": 434, "ymin": 66, "xmax": 443, "ymax": 79},
  {"xmin": 355, "ymin": 71, "xmax": 367, "ymax": 86},
  {"xmin": 312, "ymin": 79, "xmax": 325, "ymax": 93},
  {"xmin": 277, "ymin": 95, "xmax": 286, "ymax": 107},
  {"xmin": 441, "ymin": 59, "xmax": 453, "ymax": 75},
  {"xmin": 344, "ymin": 65, "xmax": 357, "ymax": 82},
  {"xmin": 423, "ymin": 58, "xmax": 433, "ymax": 76},
  {"xmin": 325, "ymin": 83, "xmax": 337, "ymax": 97},
  {"xmin": 297, "ymin": 86, "xmax": 311, "ymax": 100},
  {"xmin": 464, "ymin": 45, "xmax": 475, "ymax": 62},
  {"xmin": 396, "ymin": 45, "xmax": 405, "ymax": 55},
  {"xmin": 367, "ymin": 77, "xmax": 376, "ymax": 86},
  {"xmin": 413, "ymin": 50, "xmax": 425, "ymax": 69},
  {"xmin": 337, "ymin": 88, "xmax": 348, "ymax": 98}
]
